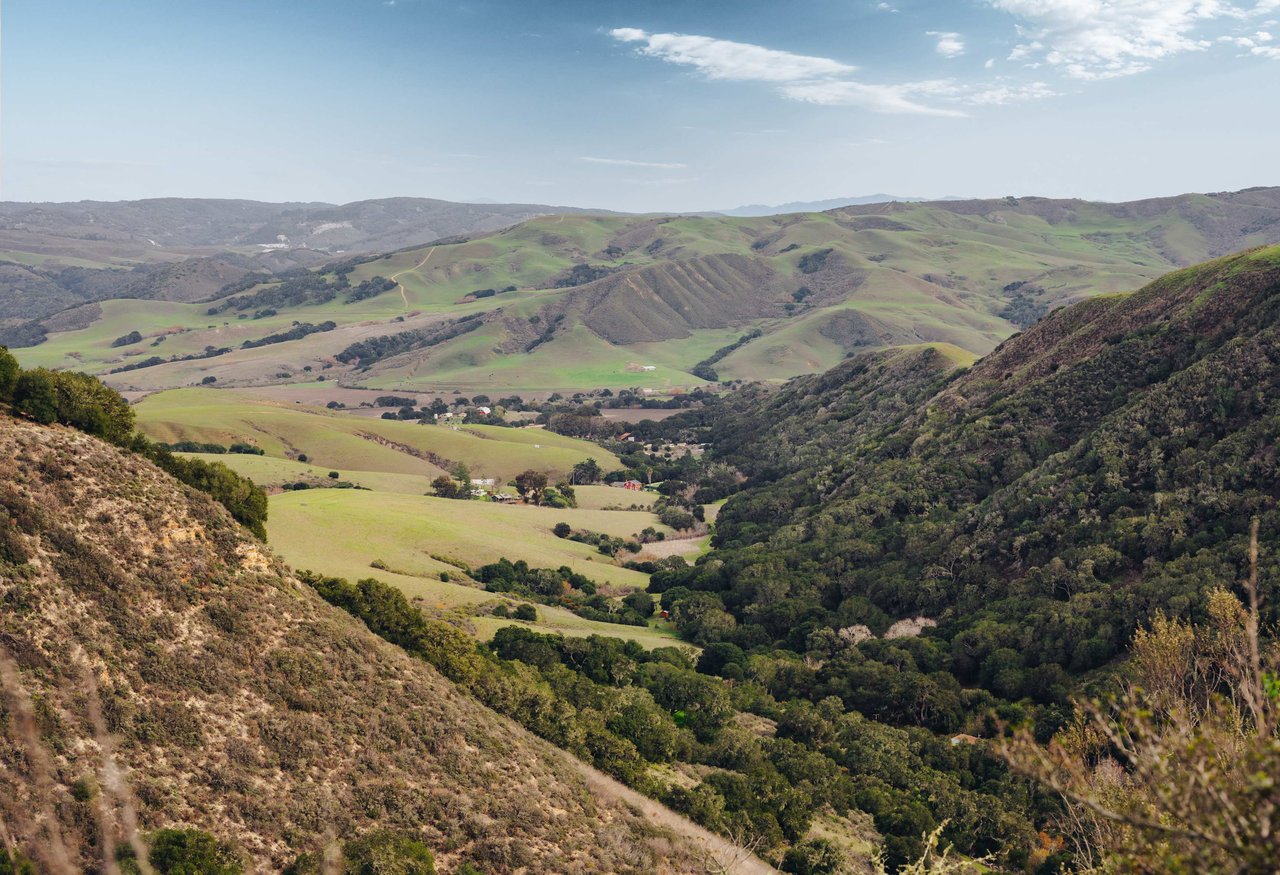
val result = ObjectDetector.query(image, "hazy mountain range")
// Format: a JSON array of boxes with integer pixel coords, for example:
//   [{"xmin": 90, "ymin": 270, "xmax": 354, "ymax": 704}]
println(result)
[{"xmin": 715, "ymin": 193, "xmax": 964, "ymax": 216}]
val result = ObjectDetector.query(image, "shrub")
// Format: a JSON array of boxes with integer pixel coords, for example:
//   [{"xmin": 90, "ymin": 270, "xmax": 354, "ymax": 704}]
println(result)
[
  {"xmin": 781, "ymin": 838, "xmax": 845, "ymax": 875},
  {"xmin": 623, "ymin": 591, "xmax": 655, "ymax": 617},
  {"xmin": 286, "ymin": 830, "xmax": 435, "ymax": 875},
  {"xmin": 201, "ymin": 375, "xmax": 217, "ymax": 384},
  {"xmin": 118, "ymin": 827, "xmax": 242, "ymax": 875},
  {"xmin": 0, "ymin": 848, "xmax": 36, "ymax": 875},
  {"xmin": 0, "ymin": 347, "xmax": 18, "ymax": 402},
  {"xmin": 13, "ymin": 368, "xmax": 135, "ymax": 443},
  {"xmin": 514, "ymin": 604, "xmax": 538, "ymax": 622},
  {"xmin": 328, "ymin": 471, "xmax": 340, "ymax": 479},
  {"xmin": 553, "ymin": 522, "xmax": 572, "ymax": 538},
  {"xmin": 140, "ymin": 444, "xmax": 270, "ymax": 539},
  {"xmin": 11, "ymin": 369, "xmax": 57, "ymax": 424},
  {"xmin": 111, "ymin": 330, "xmax": 144, "ymax": 348},
  {"xmin": 342, "ymin": 831, "xmax": 434, "ymax": 874}
]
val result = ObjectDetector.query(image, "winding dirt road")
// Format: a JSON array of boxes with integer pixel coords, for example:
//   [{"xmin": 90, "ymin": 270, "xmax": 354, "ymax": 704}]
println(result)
[{"xmin": 389, "ymin": 246, "xmax": 436, "ymax": 309}]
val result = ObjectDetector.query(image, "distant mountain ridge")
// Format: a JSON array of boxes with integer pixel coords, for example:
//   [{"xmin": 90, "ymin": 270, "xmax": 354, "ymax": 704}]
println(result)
[
  {"xmin": 717, "ymin": 193, "xmax": 964, "ymax": 216},
  {"xmin": 0, "ymin": 195, "xmax": 621, "ymax": 257},
  {"xmin": 0, "ymin": 196, "xmax": 623, "ymax": 329}
]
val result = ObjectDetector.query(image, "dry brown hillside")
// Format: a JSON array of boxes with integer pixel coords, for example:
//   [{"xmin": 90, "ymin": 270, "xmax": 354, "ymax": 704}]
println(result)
[{"xmin": 0, "ymin": 416, "xmax": 735, "ymax": 873}]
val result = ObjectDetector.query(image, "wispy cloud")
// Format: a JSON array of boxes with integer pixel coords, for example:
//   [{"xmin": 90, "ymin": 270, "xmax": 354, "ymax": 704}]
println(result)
[
  {"xmin": 579, "ymin": 156, "xmax": 688, "ymax": 169},
  {"xmin": 989, "ymin": 0, "xmax": 1257, "ymax": 79},
  {"xmin": 780, "ymin": 80, "xmax": 966, "ymax": 116},
  {"xmin": 610, "ymin": 28, "xmax": 967, "ymax": 116},
  {"xmin": 1220, "ymin": 29, "xmax": 1280, "ymax": 58},
  {"xmin": 610, "ymin": 28, "xmax": 855, "ymax": 82},
  {"xmin": 928, "ymin": 31, "xmax": 967, "ymax": 58},
  {"xmin": 840, "ymin": 78, "xmax": 1058, "ymax": 107}
]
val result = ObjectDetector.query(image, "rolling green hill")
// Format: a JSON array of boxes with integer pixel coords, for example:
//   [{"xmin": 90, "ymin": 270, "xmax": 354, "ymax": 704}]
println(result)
[{"xmin": 10, "ymin": 187, "xmax": 1280, "ymax": 394}]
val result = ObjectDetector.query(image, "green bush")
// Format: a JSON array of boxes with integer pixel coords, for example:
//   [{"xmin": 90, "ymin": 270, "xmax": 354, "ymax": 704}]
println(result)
[
  {"xmin": 286, "ymin": 831, "xmax": 435, "ymax": 875},
  {"xmin": 12, "ymin": 368, "xmax": 135, "ymax": 443},
  {"xmin": 118, "ymin": 827, "xmax": 242, "ymax": 875},
  {"xmin": 623, "ymin": 591, "xmax": 655, "ymax": 617},
  {"xmin": 0, "ymin": 347, "xmax": 18, "ymax": 402},
  {"xmin": 139, "ymin": 441, "xmax": 269, "ymax": 539},
  {"xmin": 343, "ymin": 831, "xmax": 434, "ymax": 874},
  {"xmin": 11, "ymin": 369, "xmax": 58, "ymax": 424},
  {"xmin": 514, "ymin": 603, "xmax": 538, "ymax": 622},
  {"xmin": 781, "ymin": 838, "xmax": 845, "ymax": 875},
  {"xmin": 0, "ymin": 848, "xmax": 37, "ymax": 875}
]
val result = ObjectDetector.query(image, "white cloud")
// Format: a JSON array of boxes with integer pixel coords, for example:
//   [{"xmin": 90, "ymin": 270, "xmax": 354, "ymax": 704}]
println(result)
[
  {"xmin": 990, "ymin": 0, "xmax": 1233, "ymax": 79},
  {"xmin": 928, "ymin": 31, "xmax": 967, "ymax": 57},
  {"xmin": 1222, "ymin": 32, "xmax": 1280, "ymax": 55},
  {"xmin": 609, "ymin": 28, "xmax": 1060, "ymax": 116},
  {"xmin": 610, "ymin": 28, "xmax": 855, "ymax": 82},
  {"xmin": 985, "ymin": 57, "xmax": 997, "ymax": 68},
  {"xmin": 955, "ymin": 81, "xmax": 1060, "ymax": 104},
  {"xmin": 783, "ymin": 77, "xmax": 1057, "ymax": 112},
  {"xmin": 579, "ymin": 156, "xmax": 688, "ymax": 169},
  {"xmin": 611, "ymin": 28, "xmax": 960, "ymax": 116},
  {"xmin": 781, "ymin": 80, "xmax": 966, "ymax": 116}
]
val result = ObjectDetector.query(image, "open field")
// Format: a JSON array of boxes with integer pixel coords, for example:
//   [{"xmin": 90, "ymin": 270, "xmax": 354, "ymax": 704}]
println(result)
[
  {"xmin": 573, "ymin": 484, "xmax": 660, "ymax": 510},
  {"xmin": 267, "ymin": 488, "xmax": 685, "ymax": 648},
  {"xmin": 269, "ymin": 489, "xmax": 666, "ymax": 586},
  {"xmin": 134, "ymin": 388, "xmax": 616, "ymax": 482},
  {"xmin": 130, "ymin": 387, "xmax": 689, "ymax": 648},
  {"xmin": 180, "ymin": 452, "xmax": 441, "ymax": 494}
]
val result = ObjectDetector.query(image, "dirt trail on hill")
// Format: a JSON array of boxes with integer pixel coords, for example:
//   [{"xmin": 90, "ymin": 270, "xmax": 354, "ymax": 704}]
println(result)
[
  {"xmin": 391, "ymin": 246, "xmax": 435, "ymax": 308},
  {"xmin": 566, "ymin": 756, "xmax": 782, "ymax": 874}
]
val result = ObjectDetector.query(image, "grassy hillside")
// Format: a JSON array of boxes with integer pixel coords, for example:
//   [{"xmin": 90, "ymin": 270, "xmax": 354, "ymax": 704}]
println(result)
[
  {"xmin": 13, "ymin": 188, "xmax": 1280, "ymax": 394},
  {"xmin": 0, "ymin": 414, "xmax": 724, "ymax": 873}
]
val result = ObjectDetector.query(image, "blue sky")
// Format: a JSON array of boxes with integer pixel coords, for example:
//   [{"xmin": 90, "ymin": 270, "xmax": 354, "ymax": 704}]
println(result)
[{"xmin": 3, "ymin": 0, "xmax": 1278, "ymax": 210}]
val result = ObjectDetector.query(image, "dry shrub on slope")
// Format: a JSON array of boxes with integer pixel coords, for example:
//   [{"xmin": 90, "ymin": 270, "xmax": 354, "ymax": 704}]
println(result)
[{"xmin": 0, "ymin": 416, "xmax": 707, "ymax": 874}]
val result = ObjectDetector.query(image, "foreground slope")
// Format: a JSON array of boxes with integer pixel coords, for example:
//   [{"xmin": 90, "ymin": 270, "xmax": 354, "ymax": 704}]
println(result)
[
  {"xmin": 16, "ymin": 187, "xmax": 1280, "ymax": 393},
  {"xmin": 0, "ymin": 416, "xmax": 743, "ymax": 873},
  {"xmin": 656, "ymin": 245, "xmax": 1280, "ymax": 715}
]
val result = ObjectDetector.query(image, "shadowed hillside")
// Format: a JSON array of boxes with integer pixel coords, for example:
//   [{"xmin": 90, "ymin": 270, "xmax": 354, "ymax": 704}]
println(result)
[
  {"xmin": 651, "ymin": 243, "xmax": 1280, "ymax": 725},
  {"xmin": 0, "ymin": 414, "xmax": 753, "ymax": 873}
]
